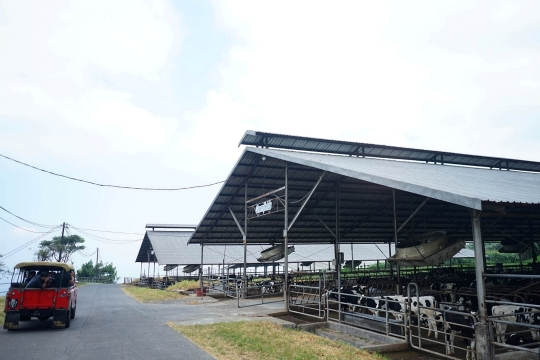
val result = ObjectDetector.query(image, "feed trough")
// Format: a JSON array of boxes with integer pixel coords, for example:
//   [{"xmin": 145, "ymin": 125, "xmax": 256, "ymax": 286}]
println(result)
[
  {"xmin": 257, "ymin": 244, "xmax": 295, "ymax": 262},
  {"xmin": 164, "ymin": 265, "xmax": 178, "ymax": 271},
  {"xmin": 388, "ymin": 231, "xmax": 465, "ymax": 267}
]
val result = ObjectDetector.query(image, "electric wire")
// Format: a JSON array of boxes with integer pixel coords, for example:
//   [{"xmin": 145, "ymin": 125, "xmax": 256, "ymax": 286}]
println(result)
[
  {"xmin": 290, "ymin": 191, "xmax": 311, "ymax": 204},
  {"xmin": 69, "ymin": 227, "xmax": 143, "ymax": 235},
  {"xmin": 68, "ymin": 224, "xmax": 141, "ymax": 242},
  {"xmin": 0, "ymin": 205, "xmax": 57, "ymax": 228},
  {"xmin": 0, "ymin": 152, "xmax": 226, "ymax": 191},
  {"xmin": 69, "ymin": 226, "xmax": 142, "ymax": 244},
  {"xmin": 0, "ymin": 226, "xmax": 62, "ymax": 259},
  {"xmin": 77, "ymin": 249, "xmax": 97, "ymax": 257},
  {"xmin": 0, "ymin": 215, "xmax": 60, "ymax": 234},
  {"xmin": 0, "ymin": 205, "xmax": 143, "ymax": 236}
]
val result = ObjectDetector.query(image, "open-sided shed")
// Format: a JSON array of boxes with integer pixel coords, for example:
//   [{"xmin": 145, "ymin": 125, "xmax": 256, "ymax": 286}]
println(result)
[
  {"xmin": 136, "ymin": 229, "xmax": 462, "ymax": 273},
  {"xmin": 188, "ymin": 131, "xmax": 540, "ymax": 360}
]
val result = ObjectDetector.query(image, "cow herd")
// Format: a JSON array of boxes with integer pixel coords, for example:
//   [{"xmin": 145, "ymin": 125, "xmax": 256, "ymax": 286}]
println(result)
[{"xmin": 322, "ymin": 279, "xmax": 540, "ymax": 359}]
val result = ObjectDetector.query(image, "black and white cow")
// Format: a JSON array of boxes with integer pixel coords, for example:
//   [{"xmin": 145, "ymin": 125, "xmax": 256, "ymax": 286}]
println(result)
[
  {"xmin": 435, "ymin": 307, "xmax": 477, "ymax": 360},
  {"xmin": 491, "ymin": 305, "xmax": 540, "ymax": 343},
  {"xmin": 260, "ymin": 280, "xmax": 276, "ymax": 294},
  {"xmin": 377, "ymin": 295, "xmax": 439, "ymax": 338},
  {"xmin": 358, "ymin": 295, "xmax": 381, "ymax": 317},
  {"xmin": 324, "ymin": 287, "xmax": 362, "ymax": 312},
  {"xmin": 430, "ymin": 282, "xmax": 457, "ymax": 303}
]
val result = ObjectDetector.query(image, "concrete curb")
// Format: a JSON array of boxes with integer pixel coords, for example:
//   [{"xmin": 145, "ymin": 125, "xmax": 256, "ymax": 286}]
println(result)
[{"xmin": 326, "ymin": 322, "xmax": 408, "ymax": 353}]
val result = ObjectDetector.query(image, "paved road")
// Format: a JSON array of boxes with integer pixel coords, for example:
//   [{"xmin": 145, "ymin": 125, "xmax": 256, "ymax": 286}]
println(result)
[{"xmin": 1, "ymin": 284, "xmax": 214, "ymax": 360}]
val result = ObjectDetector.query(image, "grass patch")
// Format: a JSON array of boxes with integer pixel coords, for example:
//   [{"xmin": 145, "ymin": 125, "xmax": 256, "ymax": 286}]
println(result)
[
  {"xmin": 0, "ymin": 297, "xmax": 4, "ymax": 324},
  {"xmin": 167, "ymin": 280, "xmax": 199, "ymax": 292},
  {"xmin": 170, "ymin": 321, "xmax": 386, "ymax": 360},
  {"xmin": 121, "ymin": 285, "xmax": 186, "ymax": 303}
]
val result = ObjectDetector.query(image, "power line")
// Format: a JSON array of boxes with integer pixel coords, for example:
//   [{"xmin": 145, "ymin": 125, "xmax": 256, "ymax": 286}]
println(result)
[
  {"xmin": 0, "ymin": 205, "xmax": 146, "ymax": 235},
  {"xmin": 0, "ymin": 152, "xmax": 227, "ymax": 191},
  {"xmin": 0, "ymin": 205, "xmax": 57, "ymax": 228},
  {"xmin": 0, "ymin": 215, "xmax": 59, "ymax": 234},
  {"xmin": 77, "ymin": 249, "xmax": 97, "ymax": 257},
  {"xmin": 68, "ymin": 224, "xmax": 141, "ymax": 241},
  {"xmin": 69, "ymin": 225, "xmax": 142, "ymax": 244},
  {"xmin": 0, "ymin": 226, "xmax": 62, "ymax": 259},
  {"xmin": 70, "ymin": 227, "xmax": 143, "ymax": 235}
]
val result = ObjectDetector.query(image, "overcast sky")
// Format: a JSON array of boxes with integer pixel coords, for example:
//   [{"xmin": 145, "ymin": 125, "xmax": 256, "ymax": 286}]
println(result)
[{"xmin": 1, "ymin": 1, "xmax": 540, "ymax": 280}]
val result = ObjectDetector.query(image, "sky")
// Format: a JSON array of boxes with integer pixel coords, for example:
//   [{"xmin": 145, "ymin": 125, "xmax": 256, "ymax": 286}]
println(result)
[{"xmin": 1, "ymin": 0, "xmax": 540, "ymax": 283}]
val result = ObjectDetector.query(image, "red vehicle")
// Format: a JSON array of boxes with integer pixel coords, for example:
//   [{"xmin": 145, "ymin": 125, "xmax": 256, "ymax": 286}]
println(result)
[{"xmin": 3, "ymin": 261, "xmax": 77, "ymax": 330}]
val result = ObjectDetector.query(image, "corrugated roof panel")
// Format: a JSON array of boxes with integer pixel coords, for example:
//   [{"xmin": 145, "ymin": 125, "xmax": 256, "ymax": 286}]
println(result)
[
  {"xmin": 136, "ymin": 231, "xmax": 399, "ymax": 265},
  {"xmin": 248, "ymin": 148, "xmax": 540, "ymax": 209},
  {"xmin": 239, "ymin": 130, "xmax": 540, "ymax": 172}
]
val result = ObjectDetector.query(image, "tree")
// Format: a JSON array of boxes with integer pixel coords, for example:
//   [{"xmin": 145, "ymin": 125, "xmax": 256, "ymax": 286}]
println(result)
[
  {"xmin": 77, "ymin": 260, "xmax": 119, "ymax": 283},
  {"xmin": 0, "ymin": 255, "xmax": 7, "ymax": 275},
  {"xmin": 35, "ymin": 235, "xmax": 85, "ymax": 263},
  {"xmin": 77, "ymin": 260, "xmax": 96, "ymax": 278},
  {"xmin": 100, "ymin": 263, "xmax": 119, "ymax": 283}
]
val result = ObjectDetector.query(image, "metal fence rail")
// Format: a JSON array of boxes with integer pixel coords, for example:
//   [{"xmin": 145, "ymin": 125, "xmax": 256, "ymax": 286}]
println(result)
[
  {"xmin": 236, "ymin": 283, "xmax": 284, "ymax": 308},
  {"xmin": 326, "ymin": 290, "xmax": 407, "ymax": 340},
  {"xmin": 77, "ymin": 277, "xmax": 114, "ymax": 284},
  {"xmin": 289, "ymin": 284, "xmax": 326, "ymax": 319},
  {"xmin": 487, "ymin": 298, "xmax": 540, "ymax": 357}
]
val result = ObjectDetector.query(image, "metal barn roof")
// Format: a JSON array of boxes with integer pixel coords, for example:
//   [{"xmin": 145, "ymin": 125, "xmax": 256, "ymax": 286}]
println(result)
[
  {"xmin": 248, "ymin": 148, "xmax": 540, "ymax": 210},
  {"xmin": 135, "ymin": 231, "xmax": 442, "ymax": 266},
  {"xmin": 240, "ymin": 130, "xmax": 540, "ymax": 173},
  {"xmin": 189, "ymin": 142, "xmax": 540, "ymax": 246}
]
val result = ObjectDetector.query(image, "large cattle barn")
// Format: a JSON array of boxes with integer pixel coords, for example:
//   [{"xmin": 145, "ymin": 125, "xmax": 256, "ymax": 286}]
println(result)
[{"xmin": 185, "ymin": 131, "xmax": 540, "ymax": 360}]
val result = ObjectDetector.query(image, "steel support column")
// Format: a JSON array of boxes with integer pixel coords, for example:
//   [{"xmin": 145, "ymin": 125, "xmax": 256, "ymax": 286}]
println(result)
[
  {"xmin": 351, "ymin": 242, "xmax": 354, "ymax": 271},
  {"xmin": 284, "ymin": 162, "xmax": 289, "ymax": 310},
  {"xmin": 243, "ymin": 181, "xmax": 248, "ymax": 299},
  {"xmin": 335, "ymin": 181, "xmax": 341, "ymax": 317},
  {"xmin": 393, "ymin": 189, "xmax": 401, "ymax": 294},
  {"xmin": 199, "ymin": 242, "xmax": 204, "ymax": 295},
  {"xmin": 471, "ymin": 209, "xmax": 494, "ymax": 360},
  {"xmin": 147, "ymin": 249, "xmax": 151, "ymax": 279}
]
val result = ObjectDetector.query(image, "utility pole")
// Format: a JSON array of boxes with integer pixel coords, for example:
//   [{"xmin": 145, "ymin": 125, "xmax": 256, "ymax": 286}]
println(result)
[
  {"xmin": 58, "ymin": 222, "xmax": 66, "ymax": 262},
  {"xmin": 96, "ymin": 248, "xmax": 99, "ymax": 280}
]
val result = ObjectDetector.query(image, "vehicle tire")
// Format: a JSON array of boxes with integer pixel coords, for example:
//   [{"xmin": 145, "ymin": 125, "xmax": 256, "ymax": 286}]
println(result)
[
  {"xmin": 65, "ymin": 312, "xmax": 71, "ymax": 329},
  {"xmin": 20, "ymin": 315, "xmax": 31, "ymax": 321},
  {"xmin": 38, "ymin": 316, "xmax": 49, "ymax": 321},
  {"xmin": 70, "ymin": 304, "xmax": 76, "ymax": 319}
]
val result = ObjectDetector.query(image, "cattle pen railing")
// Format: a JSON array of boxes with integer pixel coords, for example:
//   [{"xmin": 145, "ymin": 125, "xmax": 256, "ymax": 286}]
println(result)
[
  {"xmin": 289, "ymin": 284, "xmax": 326, "ymax": 319},
  {"xmin": 326, "ymin": 290, "xmax": 407, "ymax": 341},
  {"xmin": 236, "ymin": 282, "xmax": 284, "ymax": 308},
  {"xmin": 409, "ymin": 303, "xmax": 478, "ymax": 360},
  {"xmin": 487, "ymin": 298, "xmax": 540, "ymax": 357}
]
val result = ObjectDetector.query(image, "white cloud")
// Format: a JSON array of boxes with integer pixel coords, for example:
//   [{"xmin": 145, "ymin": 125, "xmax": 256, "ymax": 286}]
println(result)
[
  {"xmin": 198, "ymin": 1, "xmax": 540, "ymax": 162},
  {"xmin": 3, "ymin": 1, "xmax": 540, "ymax": 277},
  {"xmin": 0, "ymin": 0, "xmax": 181, "ymax": 158}
]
